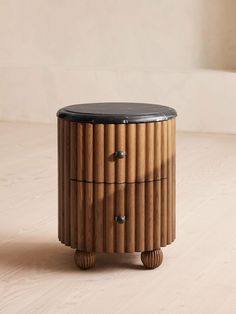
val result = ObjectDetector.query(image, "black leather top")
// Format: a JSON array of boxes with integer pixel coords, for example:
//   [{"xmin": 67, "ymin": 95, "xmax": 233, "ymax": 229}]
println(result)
[{"xmin": 57, "ymin": 102, "xmax": 177, "ymax": 124}]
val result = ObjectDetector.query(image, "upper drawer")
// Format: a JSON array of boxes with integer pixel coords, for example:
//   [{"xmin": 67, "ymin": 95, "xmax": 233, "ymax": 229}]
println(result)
[{"xmin": 58, "ymin": 119, "xmax": 176, "ymax": 184}]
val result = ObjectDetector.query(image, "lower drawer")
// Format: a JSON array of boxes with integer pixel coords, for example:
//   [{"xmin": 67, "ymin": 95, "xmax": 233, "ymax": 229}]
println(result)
[{"xmin": 58, "ymin": 180, "xmax": 175, "ymax": 253}]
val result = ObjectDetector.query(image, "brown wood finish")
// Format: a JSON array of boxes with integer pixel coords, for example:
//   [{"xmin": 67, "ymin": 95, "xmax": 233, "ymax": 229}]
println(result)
[
  {"xmin": 146, "ymin": 123, "xmax": 154, "ymax": 181},
  {"xmin": 167, "ymin": 119, "xmax": 173, "ymax": 244},
  {"xmin": 74, "ymin": 250, "xmax": 96, "ymax": 270},
  {"xmin": 141, "ymin": 249, "xmax": 163, "ymax": 269},
  {"xmin": 77, "ymin": 123, "xmax": 84, "ymax": 181},
  {"xmin": 70, "ymin": 122, "xmax": 77, "ymax": 248},
  {"xmin": 115, "ymin": 183, "xmax": 125, "ymax": 253},
  {"xmin": 104, "ymin": 124, "xmax": 115, "ymax": 183},
  {"xmin": 70, "ymin": 180, "xmax": 77, "ymax": 249},
  {"xmin": 58, "ymin": 118, "xmax": 64, "ymax": 243},
  {"xmin": 145, "ymin": 181, "xmax": 154, "ymax": 250},
  {"xmin": 126, "ymin": 184, "xmax": 135, "ymax": 252},
  {"xmin": 115, "ymin": 124, "xmax": 126, "ymax": 183},
  {"xmin": 161, "ymin": 121, "xmax": 168, "ymax": 247},
  {"xmin": 126, "ymin": 124, "xmax": 136, "ymax": 252},
  {"xmin": 126, "ymin": 124, "xmax": 136, "ymax": 183},
  {"xmin": 153, "ymin": 181, "xmax": 161, "ymax": 248},
  {"xmin": 94, "ymin": 124, "xmax": 104, "ymax": 182},
  {"xmin": 77, "ymin": 181, "xmax": 85, "ymax": 250},
  {"xmin": 85, "ymin": 183, "xmax": 93, "ymax": 251},
  {"xmin": 105, "ymin": 184, "xmax": 115, "ymax": 252},
  {"xmin": 136, "ymin": 124, "xmax": 146, "ymax": 182},
  {"xmin": 135, "ymin": 182, "xmax": 145, "ymax": 252},
  {"xmin": 58, "ymin": 118, "xmax": 176, "ymax": 253},
  {"xmin": 172, "ymin": 118, "xmax": 176, "ymax": 240},
  {"xmin": 63, "ymin": 120, "xmax": 70, "ymax": 245},
  {"xmin": 93, "ymin": 124, "xmax": 105, "ymax": 252},
  {"xmin": 154, "ymin": 122, "xmax": 162, "ymax": 180},
  {"xmin": 85, "ymin": 124, "xmax": 93, "ymax": 182},
  {"xmin": 94, "ymin": 184, "xmax": 104, "ymax": 252}
]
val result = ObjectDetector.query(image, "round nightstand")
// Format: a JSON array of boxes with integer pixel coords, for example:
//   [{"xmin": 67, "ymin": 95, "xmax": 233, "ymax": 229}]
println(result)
[{"xmin": 57, "ymin": 102, "xmax": 177, "ymax": 269}]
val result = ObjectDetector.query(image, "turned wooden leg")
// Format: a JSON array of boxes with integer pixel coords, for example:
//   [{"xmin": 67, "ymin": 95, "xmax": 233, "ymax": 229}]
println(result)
[
  {"xmin": 141, "ymin": 249, "xmax": 163, "ymax": 269},
  {"xmin": 74, "ymin": 250, "xmax": 96, "ymax": 270}
]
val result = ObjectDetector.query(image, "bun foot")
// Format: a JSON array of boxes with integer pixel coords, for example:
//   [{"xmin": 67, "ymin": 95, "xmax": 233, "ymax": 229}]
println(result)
[
  {"xmin": 141, "ymin": 249, "xmax": 163, "ymax": 269},
  {"xmin": 74, "ymin": 250, "xmax": 96, "ymax": 270}
]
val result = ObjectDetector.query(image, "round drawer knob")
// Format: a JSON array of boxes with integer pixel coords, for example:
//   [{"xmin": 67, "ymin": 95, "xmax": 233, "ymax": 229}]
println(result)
[
  {"xmin": 115, "ymin": 215, "xmax": 126, "ymax": 224},
  {"xmin": 115, "ymin": 150, "xmax": 126, "ymax": 159}
]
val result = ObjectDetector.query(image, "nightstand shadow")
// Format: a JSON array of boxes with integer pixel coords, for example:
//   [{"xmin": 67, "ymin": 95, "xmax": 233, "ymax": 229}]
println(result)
[{"xmin": 0, "ymin": 241, "xmax": 144, "ymax": 273}]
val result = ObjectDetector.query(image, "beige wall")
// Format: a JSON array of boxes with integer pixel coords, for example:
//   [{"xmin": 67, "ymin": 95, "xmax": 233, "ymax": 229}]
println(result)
[{"xmin": 0, "ymin": 0, "xmax": 236, "ymax": 133}]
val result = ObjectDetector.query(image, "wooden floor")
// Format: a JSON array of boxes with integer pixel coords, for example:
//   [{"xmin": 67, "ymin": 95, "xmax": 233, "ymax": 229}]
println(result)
[{"xmin": 0, "ymin": 122, "xmax": 236, "ymax": 314}]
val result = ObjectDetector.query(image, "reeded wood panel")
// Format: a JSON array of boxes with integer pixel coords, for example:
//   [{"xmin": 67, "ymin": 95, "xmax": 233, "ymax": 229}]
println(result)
[
  {"xmin": 63, "ymin": 120, "xmax": 70, "ymax": 245},
  {"xmin": 172, "ymin": 118, "xmax": 176, "ymax": 241},
  {"xmin": 70, "ymin": 122, "xmax": 77, "ymax": 248},
  {"xmin": 105, "ymin": 184, "xmax": 115, "ymax": 252},
  {"xmin": 135, "ymin": 183, "xmax": 145, "ymax": 252},
  {"xmin": 104, "ymin": 124, "xmax": 115, "ymax": 183},
  {"xmin": 59, "ymin": 180, "xmax": 175, "ymax": 253},
  {"xmin": 64, "ymin": 120, "xmax": 174, "ymax": 185},
  {"xmin": 115, "ymin": 183, "xmax": 125, "ymax": 253},
  {"xmin": 161, "ymin": 121, "xmax": 168, "ymax": 247},
  {"xmin": 126, "ymin": 184, "xmax": 135, "ymax": 252},
  {"xmin": 58, "ymin": 118, "xmax": 176, "ymax": 253},
  {"xmin": 58, "ymin": 118, "xmax": 64, "ymax": 243}
]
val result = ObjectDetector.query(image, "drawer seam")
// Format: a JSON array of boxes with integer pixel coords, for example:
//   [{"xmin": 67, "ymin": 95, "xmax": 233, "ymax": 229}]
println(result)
[{"xmin": 70, "ymin": 178, "xmax": 167, "ymax": 184}]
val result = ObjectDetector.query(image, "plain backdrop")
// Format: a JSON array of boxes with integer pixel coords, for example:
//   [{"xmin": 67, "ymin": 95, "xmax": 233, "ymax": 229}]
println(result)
[{"xmin": 0, "ymin": 0, "xmax": 236, "ymax": 133}]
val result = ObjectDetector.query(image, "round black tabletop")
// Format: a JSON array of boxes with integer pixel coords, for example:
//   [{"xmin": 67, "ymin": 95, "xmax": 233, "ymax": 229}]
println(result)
[{"xmin": 57, "ymin": 102, "xmax": 177, "ymax": 124}]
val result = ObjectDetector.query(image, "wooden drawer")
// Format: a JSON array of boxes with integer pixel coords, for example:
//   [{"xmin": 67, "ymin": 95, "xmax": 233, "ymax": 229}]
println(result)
[
  {"xmin": 58, "ymin": 118, "xmax": 176, "ymax": 184},
  {"xmin": 58, "ymin": 181, "xmax": 175, "ymax": 253}
]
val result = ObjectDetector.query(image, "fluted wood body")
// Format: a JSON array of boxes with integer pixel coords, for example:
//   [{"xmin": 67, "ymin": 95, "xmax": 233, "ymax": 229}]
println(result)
[{"xmin": 58, "ymin": 118, "xmax": 176, "ymax": 253}]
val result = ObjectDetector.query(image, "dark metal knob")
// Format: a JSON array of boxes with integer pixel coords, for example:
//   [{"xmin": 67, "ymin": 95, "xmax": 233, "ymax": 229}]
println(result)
[
  {"xmin": 115, "ymin": 215, "xmax": 126, "ymax": 224},
  {"xmin": 115, "ymin": 150, "xmax": 126, "ymax": 159}
]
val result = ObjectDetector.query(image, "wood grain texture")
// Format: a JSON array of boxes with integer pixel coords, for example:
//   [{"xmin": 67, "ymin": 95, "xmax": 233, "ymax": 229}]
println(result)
[
  {"xmin": 161, "ymin": 121, "xmax": 168, "ymax": 247},
  {"xmin": 94, "ymin": 124, "xmax": 104, "ymax": 182},
  {"xmin": 77, "ymin": 181, "xmax": 85, "ymax": 250},
  {"xmin": 58, "ymin": 120, "xmax": 176, "ymax": 253},
  {"xmin": 135, "ymin": 182, "xmax": 145, "ymax": 252},
  {"xmin": 141, "ymin": 249, "xmax": 163, "ymax": 269},
  {"xmin": 145, "ymin": 181, "xmax": 154, "ymax": 250},
  {"xmin": 136, "ymin": 124, "xmax": 146, "ymax": 182},
  {"xmin": 74, "ymin": 250, "xmax": 96, "ymax": 270},
  {"xmin": 104, "ymin": 124, "xmax": 115, "ymax": 183},
  {"xmin": 63, "ymin": 120, "xmax": 70, "ymax": 245},
  {"xmin": 70, "ymin": 122, "xmax": 77, "ymax": 248},
  {"xmin": 167, "ymin": 119, "xmax": 173, "ymax": 244},
  {"xmin": 115, "ymin": 124, "xmax": 126, "ymax": 183},
  {"xmin": 126, "ymin": 124, "xmax": 136, "ymax": 183},
  {"xmin": 58, "ymin": 118, "xmax": 64, "ymax": 242},
  {"xmin": 126, "ymin": 184, "xmax": 135, "ymax": 252},
  {"xmin": 85, "ymin": 124, "xmax": 93, "ymax": 182},
  {"xmin": 153, "ymin": 181, "xmax": 161, "ymax": 249},
  {"xmin": 105, "ymin": 184, "xmax": 115, "ymax": 252},
  {"xmin": 172, "ymin": 118, "xmax": 176, "ymax": 240},
  {"xmin": 85, "ymin": 183, "xmax": 93, "ymax": 251},
  {"xmin": 146, "ymin": 123, "xmax": 154, "ymax": 181},
  {"xmin": 94, "ymin": 184, "xmax": 104, "ymax": 252},
  {"xmin": 70, "ymin": 181, "xmax": 77, "ymax": 248},
  {"xmin": 77, "ymin": 123, "xmax": 84, "ymax": 181},
  {"xmin": 154, "ymin": 122, "xmax": 162, "ymax": 180},
  {"xmin": 115, "ymin": 183, "xmax": 125, "ymax": 253}
]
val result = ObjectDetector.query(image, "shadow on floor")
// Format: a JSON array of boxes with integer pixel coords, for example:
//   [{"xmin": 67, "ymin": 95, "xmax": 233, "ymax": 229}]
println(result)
[{"xmin": 0, "ymin": 241, "xmax": 144, "ymax": 273}]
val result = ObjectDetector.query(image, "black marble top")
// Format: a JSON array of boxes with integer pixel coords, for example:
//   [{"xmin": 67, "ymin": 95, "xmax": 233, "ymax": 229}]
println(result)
[{"xmin": 57, "ymin": 102, "xmax": 177, "ymax": 124}]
